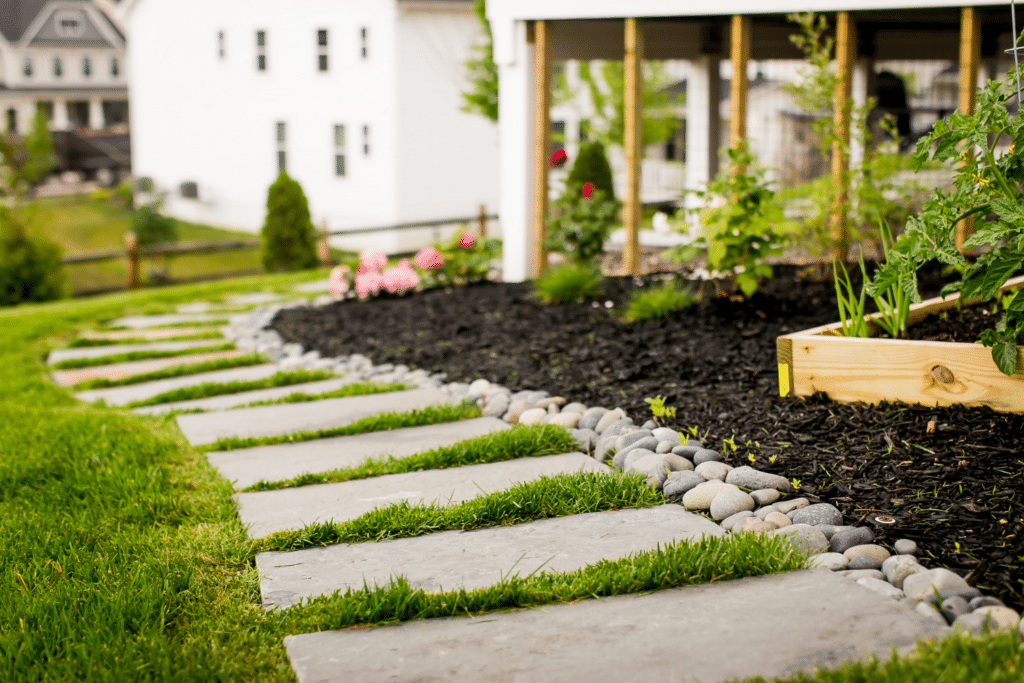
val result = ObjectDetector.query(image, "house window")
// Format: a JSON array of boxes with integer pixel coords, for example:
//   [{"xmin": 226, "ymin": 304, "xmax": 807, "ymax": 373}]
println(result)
[
  {"xmin": 257, "ymin": 30, "xmax": 267, "ymax": 71},
  {"xmin": 317, "ymin": 29, "xmax": 328, "ymax": 71},
  {"xmin": 83, "ymin": 57, "xmax": 91, "ymax": 77},
  {"xmin": 665, "ymin": 119, "xmax": 685, "ymax": 161},
  {"xmin": 334, "ymin": 124, "xmax": 346, "ymax": 176},
  {"xmin": 54, "ymin": 57, "xmax": 63, "ymax": 77},
  {"xmin": 111, "ymin": 58, "xmax": 119, "ymax": 76},
  {"xmin": 218, "ymin": 31, "xmax": 225, "ymax": 59},
  {"xmin": 360, "ymin": 27, "xmax": 368, "ymax": 59},
  {"xmin": 276, "ymin": 121, "xmax": 286, "ymax": 172},
  {"xmin": 578, "ymin": 120, "xmax": 589, "ymax": 144},
  {"xmin": 53, "ymin": 9, "xmax": 86, "ymax": 38},
  {"xmin": 23, "ymin": 58, "xmax": 32, "ymax": 77},
  {"xmin": 551, "ymin": 120, "xmax": 565, "ymax": 156},
  {"xmin": 6, "ymin": 109, "xmax": 16, "ymax": 133},
  {"xmin": 362, "ymin": 124, "xmax": 370, "ymax": 155}
]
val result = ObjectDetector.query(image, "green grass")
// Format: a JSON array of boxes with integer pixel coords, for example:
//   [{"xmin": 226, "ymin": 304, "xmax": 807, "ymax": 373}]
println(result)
[
  {"xmin": 625, "ymin": 281, "xmax": 699, "ymax": 321},
  {"xmin": 71, "ymin": 353, "xmax": 268, "ymax": 390},
  {"xmin": 67, "ymin": 331, "xmax": 226, "ymax": 347},
  {"xmin": 125, "ymin": 370, "xmax": 337, "ymax": 407},
  {"xmin": 255, "ymin": 470, "xmax": 664, "ymax": 552},
  {"xmin": 51, "ymin": 342, "xmax": 238, "ymax": 369},
  {"xmin": 532, "ymin": 262, "xmax": 605, "ymax": 304},
  {"xmin": 199, "ymin": 401, "xmax": 482, "ymax": 453},
  {"xmin": 244, "ymin": 423, "xmax": 578, "ymax": 491},
  {"xmin": 235, "ymin": 382, "xmax": 412, "ymax": 410}
]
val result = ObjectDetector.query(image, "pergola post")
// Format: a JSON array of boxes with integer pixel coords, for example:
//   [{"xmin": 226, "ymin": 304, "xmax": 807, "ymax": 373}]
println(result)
[
  {"xmin": 532, "ymin": 20, "xmax": 552, "ymax": 277},
  {"xmin": 729, "ymin": 16, "xmax": 751, "ymax": 150},
  {"xmin": 957, "ymin": 6, "xmax": 981, "ymax": 251},
  {"xmin": 830, "ymin": 11, "xmax": 855, "ymax": 265},
  {"xmin": 623, "ymin": 17, "xmax": 644, "ymax": 275}
]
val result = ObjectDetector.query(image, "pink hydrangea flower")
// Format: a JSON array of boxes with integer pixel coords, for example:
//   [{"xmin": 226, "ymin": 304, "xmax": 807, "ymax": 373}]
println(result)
[
  {"xmin": 328, "ymin": 265, "xmax": 351, "ymax": 297},
  {"xmin": 357, "ymin": 250, "xmax": 387, "ymax": 274},
  {"xmin": 458, "ymin": 231, "xmax": 476, "ymax": 248},
  {"xmin": 355, "ymin": 270, "xmax": 384, "ymax": 299},
  {"xmin": 382, "ymin": 259, "xmax": 420, "ymax": 295},
  {"xmin": 414, "ymin": 246, "xmax": 444, "ymax": 270}
]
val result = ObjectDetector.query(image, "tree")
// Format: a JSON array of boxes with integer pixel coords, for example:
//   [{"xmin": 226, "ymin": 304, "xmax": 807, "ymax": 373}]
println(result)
[
  {"xmin": 0, "ymin": 205, "xmax": 68, "ymax": 306},
  {"xmin": 566, "ymin": 141, "xmax": 616, "ymax": 202},
  {"xmin": 261, "ymin": 171, "xmax": 318, "ymax": 272},
  {"xmin": 0, "ymin": 109, "xmax": 57, "ymax": 199},
  {"xmin": 461, "ymin": 0, "xmax": 499, "ymax": 122}
]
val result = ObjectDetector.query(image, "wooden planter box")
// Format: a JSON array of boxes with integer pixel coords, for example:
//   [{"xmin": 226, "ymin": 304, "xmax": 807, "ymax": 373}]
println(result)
[{"xmin": 776, "ymin": 275, "xmax": 1024, "ymax": 413}]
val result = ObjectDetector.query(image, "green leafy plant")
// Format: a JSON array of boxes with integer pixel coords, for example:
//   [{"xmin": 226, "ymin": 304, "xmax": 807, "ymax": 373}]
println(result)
[
  {"xmin": 532, "ymin": 262, "xmax": 605, "ymax": 304},
  {"xmin": 670, "ymin": 144, "xmax": 786, "ymax": 297},
  {"xmin": 460, "ymin": 0, "xmax": 499, "ymax": 122},
  {"xmin": 833, "ymin": 253, "xmax": 870, "ymax": 338},
  {"xmin": 868, "ymin": 224, "xmax": 916, "ymax": 339},
  {"xmin": 0, "ymin": 109, "xmax": 57, "ymax": 199},
  {"xmin": 425, "ymin": 228, "xmax": 501, "ymax": 287},
  {"xmin": 260, "ymin": 171, "xmax": 318, "ymax": 273},
  {"xmin": 625, "ymin": 281, "xmax": 698, "ymax": 322},
  {"xmin": 643, "ymin": 395, "xmax": 676, "ymax": 427},
  {"xmin": 0, "ymin": 205, "xmax": 67, "ymax": 306},
  {"xmin": 564, "ymin": 140, "xmax": 616, "ymax": 203},
  {"xmin": 545, "ymin": 188, "xmax": 619, "ymax": 265}
]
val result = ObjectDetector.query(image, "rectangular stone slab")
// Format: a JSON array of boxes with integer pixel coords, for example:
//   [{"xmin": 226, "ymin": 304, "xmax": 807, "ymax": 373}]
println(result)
[
  {"xmin": 51, "ymin": 349, "xmax": 245, "ymax": 386},
  {"xmin": 48, "ymin": 339, "xmax": 222, "ymax": 365},
  {"xmin": 293, "ymin": 280, "xmax": 331, "ymax": 293},
  {"xmin": 75, "ymin": 363, "xmax": 281, "ymax": 406},
  {"xmin": 209, "ymin": 416, "xmax": 510, "ymax": 490},
  {"xmin": 131, "ymin": 376, "xmax": 360, "ymax": 415},
  {"xmin": 79, "ymin": 326, "xmax": 226, "ymax": 341},
  {"xmin": 284, "ymin": 569, "xmax": 950, "ymax": 683},
  {"xmin": 236, "ymin": 452, "xmax": 607, "ymax": 538},
  {"xmin": 176, "ymin": 388, "xmax": 452, "ymax": 446},
  {"xmin": 258, "ymin": 505, "xmax": 724, "ymax": 608},
  {"xmin": 224, "ymin": 292, "xmax": 290, "ymax": 305},
  {"xmin": 105, "ymin": 313, "xmax": 230, "ymax": 328}
]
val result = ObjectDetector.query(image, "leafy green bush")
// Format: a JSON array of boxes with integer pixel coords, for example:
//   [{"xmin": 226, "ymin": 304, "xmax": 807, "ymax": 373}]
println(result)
[
  {"xmin": 131, "ymin": 202, "xmax": 178, "ymax": 247},
  {"xmin": 419, "ymin": 228, "xmax": 501, "ymax": 288},
  {"xmin": 565, "ymin": 141, "xmax": 615, "ymax": 202},
  {"xmin": 260, "ymin": 171, "xmax": 318, "ymax": 272},
  {"xmin": 0, "ymin": 206, "xmax": 68, "ymax": 306},
  {"xmin": 544, "ymin": 188, "xmax": 619, "ymax": 265},
  {"xmin": 625, "ymin": 281, "xmax": 698, "ymax": 321},
  {"xmin": 532, "ymin": 262, "xmax": 605, "ymax": 304}
]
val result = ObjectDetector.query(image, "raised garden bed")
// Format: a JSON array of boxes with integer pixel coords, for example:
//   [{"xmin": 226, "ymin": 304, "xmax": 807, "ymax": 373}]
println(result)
[{"xmin": 777, "ymin": 275, "xmax": 1024, "ymax": 413}]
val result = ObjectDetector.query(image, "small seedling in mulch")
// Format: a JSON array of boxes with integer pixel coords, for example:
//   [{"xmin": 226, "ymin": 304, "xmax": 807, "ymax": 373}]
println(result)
[{"xmin": 643, "ymin": 395, "xmax": 676, "ymax": 427}]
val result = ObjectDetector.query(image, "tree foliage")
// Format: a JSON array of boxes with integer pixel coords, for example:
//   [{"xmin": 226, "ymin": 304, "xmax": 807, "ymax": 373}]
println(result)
[
  {"xmin": 460, "ymin": 0, "xmax": 499, "ymax": 122},
  {"xmin": 0, "ymin": 109, "xmax": 57, "ymax": 198},
  {"xmin": 0, "ymin": 206, "xmax": 68, "ymax": 306},
  {"xmin": 261, "ymin": 172, "xmax": 318, "ymax": 272},
  {"xmin": 565, "ymin": 140, "xmax": 616, "ymax": 202}
]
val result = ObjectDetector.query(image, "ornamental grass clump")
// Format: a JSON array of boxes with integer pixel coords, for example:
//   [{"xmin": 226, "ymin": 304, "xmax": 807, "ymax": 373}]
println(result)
[
  {"xmin": 625, "ymin": 281, "xmax": 698, "ymax": 322},
  {"xmin": 532, "ymin": 262, "xmax": 605, "ymax": 305}
]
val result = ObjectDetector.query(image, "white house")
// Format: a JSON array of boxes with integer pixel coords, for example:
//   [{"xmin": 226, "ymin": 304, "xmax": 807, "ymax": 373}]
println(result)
[
  {"xmin": 123, "ymin": 0, "xmax": 500, "ymax": 254},
  {"xmin": 0, "ymin": 0, "xmax": 128, "ymax": 133}
]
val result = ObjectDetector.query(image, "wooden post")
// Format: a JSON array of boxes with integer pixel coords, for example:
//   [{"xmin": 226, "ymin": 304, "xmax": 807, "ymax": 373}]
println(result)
[
  {"xmin": 729, "ymin": 16, "xmax": 751, "ymax": 149},
  {"xmin": 317, "ymin": 221, "xmax": 331, "ymax": 268},
  {"xmin": 477, "ymin": 204, "xmax": 487, "ymax": 238},
  {"xmin": 830, "ymin": 11, "xmax": 855, "ymax": 265},
  {"xmin": 124, "ymin": 231, "xmax": 139, "ymax": 289},
  {"xmin": 957, "ymin": 6, "xmax": 981, "ymax": 251},
  {"xmin": 532, "ymin": 20, "xmax": 551, "ymax": 277},
  {"xmin": 623, "ymin": 17, "xmax": 644, "ymax": 275}
]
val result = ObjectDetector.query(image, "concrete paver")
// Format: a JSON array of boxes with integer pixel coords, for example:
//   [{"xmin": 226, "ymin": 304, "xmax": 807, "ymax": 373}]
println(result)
[
  {"xmin": 284, "ymin": 569, "xmax": 949, "ymax": 683},
  {"xmin": 131, "ymin": 376, "xmax": 358, "ymax": 415},
  {"xmin": 105, "ymin": 313, "xmax": 231, "ymax": 328},
  {"xmin": 48, "ymin": 339, "xmax": 222, "ymax": 365},
  {"xmin": 79, "ymin": 326, "xmax": 226, "ymax": 341},
  {"xmin": 52, "ymin": 349, "xmax": 245, "ymax": 386},
  {"xmin": 224, "ymin": 292, "xmax": 290, "ymax": 305},
  {"xmin": 293, "ymin": 280, "xmax": 331, "ymax": 293},
  {"xmin": 258, "ymin": 505, "xmax": 724, "ymax": 608},
  {"xmin": 75, "ymin": 363, "xmax": 281, "ymax": 406},
  {"xmin": 175, "ymin": 388, "xmax": 452, "ymax": 446},
  {"xmin": 208, "ymin": 416, "xmax": 510, "ymax": 489},
  {"xmin": 236, "ymin": 452, "xmax": 607, "ymax": 538}
]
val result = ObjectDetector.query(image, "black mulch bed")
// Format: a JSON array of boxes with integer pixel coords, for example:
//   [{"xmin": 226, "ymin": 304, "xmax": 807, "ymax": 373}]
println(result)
[{"xmin": 271, "ymin": 264, "xmax": 1024, "ymax": 611}]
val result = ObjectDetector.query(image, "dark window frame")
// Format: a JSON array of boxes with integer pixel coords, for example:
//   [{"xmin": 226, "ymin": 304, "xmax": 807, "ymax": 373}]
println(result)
[
  {"xmin": 53, "ymin": 57, "xmax": 62, "ymax": 78},
  {"xmin": 82, "ymin": 56, "xmax": 90, "ymax": 77}
]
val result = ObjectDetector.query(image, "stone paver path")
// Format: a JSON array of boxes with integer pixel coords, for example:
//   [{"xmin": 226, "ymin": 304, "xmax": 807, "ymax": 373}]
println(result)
[
  {"xmin": 292, "ymin": 280, "xmax": 331, "ymax": 293},
  {"xmin": 284, "ymin": 569, "xmax": 948, "ymax": 683},
  {"xmin": 175, "ymin": 388, "xmax": 452, "ymax": 446},
  {"xmin": 48, "ymin": 339, "xmax": 223, "ymax": 365},
  {"xmin": 51, "ymin": 349, "xmax": 245, "ymax": 386},
  {"xmin": 208, "ymin": 416, "xmax": 510, "ymax": 489},
  {"xmin": 258, "ymin": 505, "xmax": 724, "ymax": 607},
  {"xmin": 105, "ymin": 312, "xmax": 232, "ymax": 328},
  {"xmin": 75, "ymin": 363, "xmax": 281, "ymax": 406},
  {"xmin": 235, "ymin": 453, "xmax": 606, "ymax": 538},
  {"xmin": 131, "ymin": 376, "xmax": 365, "ymax": 415},
  {"xmin": 79, "ymin": 326, "xmax": 224, "ymax": 341}
]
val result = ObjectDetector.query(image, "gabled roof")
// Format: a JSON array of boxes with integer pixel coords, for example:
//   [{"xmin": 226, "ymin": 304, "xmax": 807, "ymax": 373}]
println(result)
[
  {"xmin": 0, "ymin": 0, "xmax": 124, "ymax": 45},
  {"xmin": 0, "ymin": 0, "xmax": 50, "ymax": 42}
]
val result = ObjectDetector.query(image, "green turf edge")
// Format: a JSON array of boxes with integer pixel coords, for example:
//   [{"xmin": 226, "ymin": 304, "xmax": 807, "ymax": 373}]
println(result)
[
  {"xmin": 51, "ymin": 343, "xmax": 238, "ymax": 369},
  {"xmin": 198, "ymin": 401, "xmax": 482, "ymax": 453},
  {"xmin": 71, "ymin": 353, "xmax": 268, "ymax": 390},
  {"xmin": 67, "ymin": 331, "xmax": 226, "ymax": 347},
  {"xmin": 243, "ymin": 423, "xmax": 577, "ymax": 492},
  {"xmin": 125, "ymin": 369, "xmax": 336, "ymax": 407}
]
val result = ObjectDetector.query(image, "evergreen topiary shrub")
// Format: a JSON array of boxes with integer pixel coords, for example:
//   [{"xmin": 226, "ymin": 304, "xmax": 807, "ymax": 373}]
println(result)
[
  {"xmin": 566, "ymin": 141, "xmax": 615, "ymax": 202},
  {"xmin": 261, "ymin": 171, "xmax": 318, "ymax": 272},
  {"xmin": 0, "ymin": 207, "xmax": 68, "ymax": 306}
]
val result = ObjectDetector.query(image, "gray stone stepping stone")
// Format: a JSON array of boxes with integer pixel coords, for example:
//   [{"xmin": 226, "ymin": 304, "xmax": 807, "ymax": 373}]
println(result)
[
  {"xmin": 75, "ymin": 363, "xmax": 281, "ymax": 406},
  {"xmin": 224, "ymin": 292, "xmax": 289, "ymax": 305},
  {"xmin": 79, "ymin": 326, "xmax": 224, "ymax": 341},
  {"xmin": 236, "ymin": 452, "xmax": 607, "ymax": 538},
  {"xmin": 209, "ymin": 417, "xmax": 510, "ymax": 490},
  {"xmin": 258, "ymin": 505, "xmax": 723, "ymax": 608},
  {"xmin": 293, "ymin": 280, "xmax": 331, "ymax": 293},
  {"xmin": 48, "ymin": 339, "xmax": 221, "ymax": 364},
  {"xmin": 105, "ymin": 312, "xmax": 229, "ymax": 329},
  {"xmin": 131, "ymin": 376, "xmax": 358, "ymax": 415},
  {"xmin": 175, "ymin": 388, "xmax": 451, "ymax": 446},
  {"xmin": 51, "ymin": 349, "xmax": 244, "ymax": 387},
  {"xmin": 283, "ymin": 569, "xmax": 949, "ymax": 683}
]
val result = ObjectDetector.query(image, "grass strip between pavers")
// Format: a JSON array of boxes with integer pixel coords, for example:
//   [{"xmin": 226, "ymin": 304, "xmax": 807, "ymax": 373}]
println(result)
[
  {"xmin": 126, "ymin": 369, "xmax": 336, "ymax": 407},
  {"xmin": 198, "ymin": 401, "xmax": 482, "ymax": 453},
  {"xmin": 235, "ymin": 382, "xmax": 413, "ymax": 410},
  {"xmin": 71, "ymin": 353, "xmax": 268, "ymax": 390},
  {"xmin": 255, "ymin": 470, "xmax": 661, "ymax": 552},
  {"xmin": 51, "ymin": 343, "xmax": 238, "ymax": 369},
  {"xmin": 68, "ymin": 331, "xmax": 226, "ymax": 347},
  {"xmin": 273, "ymin": 531, "xmax": 807, "ymax": 633},
  {"xmin": 244, "ymin": 423, "xmax": 578, "ymax": 491}
]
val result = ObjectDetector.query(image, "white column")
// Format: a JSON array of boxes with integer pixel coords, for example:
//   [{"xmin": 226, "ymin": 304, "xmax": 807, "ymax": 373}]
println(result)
[
  {"xmin": 53, "ymin": 98, "xmax": 69, "ymax": 130},
  {"xmin": 498, "ymin": 20, "xmax": 536, "ymax": 283},
  {"xmin": 89, "ymin": 97, "xmax": 104, "ymax": 129},
  {"xmin": 684, "ymin": 56, "xmax": 720, "ymax": 225},
  {"xmin": 850, "ymin": 58, "xmax": 871, "ymax": 168}
]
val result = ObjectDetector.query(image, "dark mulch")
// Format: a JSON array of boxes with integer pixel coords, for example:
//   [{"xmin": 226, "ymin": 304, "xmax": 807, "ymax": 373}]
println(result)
[{"xmin": 271, "ymin": 264, "xmax": 1024, "ymax": 611}]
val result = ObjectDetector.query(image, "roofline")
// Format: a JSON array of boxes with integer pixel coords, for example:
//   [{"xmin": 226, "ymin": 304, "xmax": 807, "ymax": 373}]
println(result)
[{"xmin": 17, "ymin": 0, "xmax": 126, "ymax": 48}]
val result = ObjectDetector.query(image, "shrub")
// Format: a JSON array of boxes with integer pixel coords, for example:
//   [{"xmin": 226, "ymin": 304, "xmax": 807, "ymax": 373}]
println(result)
[
  {"xmin": 566, "ymin": 141, "xmax": 615, "ymax": 202},
  {"xmin": 532, "ymin": 262, "xmax": 605, "ymax": 304},
  {"xmin": 261, "ymin": 171, "xmax": 318, "ymax": 272},
  {"xmin": 131, "ymin": 202, "xmax": 178, "ymax": 247},
  {"xmin": 0, "ymin": 206, "xmax": 68, "ymax": 306},
  {"xmin": 625, "ymin": 281, "xmax": 698, "ymax": 321},
  {"xmin": 422, "ymin": 228, "xmax": 501, "ymax": 288},
  {"xmin": 545, "ymin": 188, "xmax": 619, "ymax": 265}
]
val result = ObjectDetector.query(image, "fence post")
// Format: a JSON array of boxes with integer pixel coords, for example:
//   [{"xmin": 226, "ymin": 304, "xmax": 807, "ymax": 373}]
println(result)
[
  {"xmin": 124, "ymin": 231, "xmax": 139, "ymax": 289},
  {"xmin": 318, "ymin": 221, "xmax": 331, "ymax": 268},
  {"xmin": 477, "ymin": 204, "xmax": 487, "ymax": 238}
]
